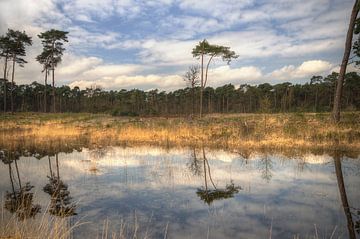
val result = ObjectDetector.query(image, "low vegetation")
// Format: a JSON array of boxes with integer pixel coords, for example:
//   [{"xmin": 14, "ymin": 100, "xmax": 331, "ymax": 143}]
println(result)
[{"xmin": 0, "ymin": 112, "xmax": 359, "ymax": 152}]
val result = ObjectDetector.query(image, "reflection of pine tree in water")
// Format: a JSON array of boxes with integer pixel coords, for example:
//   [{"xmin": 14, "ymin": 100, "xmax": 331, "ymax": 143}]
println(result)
[
  {"xmin": 259, "ymin": 154, "xmax": 273, "ymax": 183},
  {"xmin": 0, "ymin": 151, "xmax": 41, "ymax": 220},
  {"xmin": 88, "ymin": 147, "xmax": 108, "ymax": 174},
  {"xmin": 43, "ymin": 154, "xmax": 76, "ymax": 217},
  {"xmin": 333, "ymin": 151, "xmax": 360, "ymax": 238},
  {"xmin": 192, "ymin": 148, "xmax": 241, "ymax": 205},
  {"xmin": 188, "ymin": 148, "xmax": 202, "ymax": 176}
]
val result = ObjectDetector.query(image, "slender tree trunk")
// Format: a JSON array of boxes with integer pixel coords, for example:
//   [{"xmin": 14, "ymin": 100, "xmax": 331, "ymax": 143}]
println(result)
[
  {"xmin": 191, "ymin": 86, "xmax": 195, "ymax": 115},
  {"xmin": 222, "ymin": 95, "xmax": 225, "ymax": 113},
  {"xmin": 21, "ymin": 96, "xmax": 24, "ymax": 111},
  {"xmin": 55, "ymin": 153, "xmax": 60, "ymax": 178},
  {"xmin": 204, "ymin": 55, "xmax": 214, "ymax": 88},
  {"xmin": 333, "ymin": 0, "xmax": 359, "ymax": 123},
  {"xmin": 44, "ymin": 69, "xmax": 47, "ymax": 112},
  {"xmin": 14, "ymin": 158, "xmax": 22, "ymax": 189},
  {"xmin": 274, "ymin": 91, "xmax": 277, "ymax": 111},
  {"xmin": 8, "ymin": 163, "xmax": 16, "ymax": 195},
  {"xmin": 10, "ymin": 55, "xmax": 16, "ymax": 114},
  {"xmin": 200, "ymin": 52, "xmax": 204, "ymax": 118},
  {"xmin": 3, "ymin": 54, "xmax": 8, "ymax": 112},
  {"xmin": 315, "ymin": 87, "xmax": 318, "ymax": 112},
  {"xmin": 52, "ymin": 69, "xmax": 56, "ymax": 113},
  {"xmin": 48, "ymin": 156, "xmax": 53, "ymax": 177},
  {"xmin": 203, "ymin": 148, "xmax": 216, "ymax": 190},
  {"xmin": 334, "ymin": 153, "xmax": 356, "ymax": 239},
  {"xmin": 203, "ymin": 157, "xmax": 207, "ymax": 191},
  {"xmin": 208, "ymin": 92, "xmax": 211, "ymax": 113},
  {"xmin": 226, "ymin": 96, "xmax": 229, "ymax": 113}
]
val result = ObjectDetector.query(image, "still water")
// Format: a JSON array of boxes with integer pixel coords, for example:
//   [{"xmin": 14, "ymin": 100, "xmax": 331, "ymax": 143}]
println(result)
[{"xmin": 0, "ymin": 146, "xmax": 359, "ymax": 238}]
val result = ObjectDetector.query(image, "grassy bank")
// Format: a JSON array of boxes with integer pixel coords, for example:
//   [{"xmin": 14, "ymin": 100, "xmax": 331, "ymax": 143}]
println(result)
[{"xmin": 0, "ymin": 112, "xmax": 359, "ymax": 152}]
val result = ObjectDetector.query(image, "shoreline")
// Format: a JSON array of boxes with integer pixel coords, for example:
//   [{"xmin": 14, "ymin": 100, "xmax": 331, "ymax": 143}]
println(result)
[{"xmin": 0, "ymin": 112, "xmax": 359, "ymax": 155}]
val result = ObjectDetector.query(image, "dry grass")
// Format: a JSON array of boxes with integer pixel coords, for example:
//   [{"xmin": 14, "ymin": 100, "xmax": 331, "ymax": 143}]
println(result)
[
  {"xmin": 1, "ymin": 207, "xmax": 163, "ymax": 239},
  {"xmin": 0, "ymin": 212, "xmax": 80, "ymax": 239},
  {"xmin": 0, "ymin": 112, "xmax": 359, "ymax": 152}
]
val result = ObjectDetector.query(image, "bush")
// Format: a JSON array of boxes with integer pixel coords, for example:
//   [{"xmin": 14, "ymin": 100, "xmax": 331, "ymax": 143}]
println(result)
[{"xmin": 111, "ymin": 109, "xmax": 139, "ymax": 117}]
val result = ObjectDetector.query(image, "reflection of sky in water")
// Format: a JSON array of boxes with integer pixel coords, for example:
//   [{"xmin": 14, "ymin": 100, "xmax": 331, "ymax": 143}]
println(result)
[{"xmin": 0, "ymin": 146, "xmax": 359, "ymax": 238}]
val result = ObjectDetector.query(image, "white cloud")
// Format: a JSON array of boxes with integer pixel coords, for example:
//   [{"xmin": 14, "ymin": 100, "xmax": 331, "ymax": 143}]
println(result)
[
  {"xmin": 62, "ymin": 0, "xmax": 115, "ymax": 21},
  {"xmin": 111, "ymin": 38, "xmax": 198, "ymax": 66},
  {"xmin": 209, "ymin": 65, "xmax": 263, "ymax": 86},
  {"xmin": 67, "ymin": 26, "xmax": 121, "ymax": 50},
  {"xmin": 67, "ymin": 62, "xmax": 264, "ymax": 91},
  {"xmin": 269, "ymin": 60, "xmax": 333, "ymax": 80},
  {"xmin": 161, "ymin": 15, "xmax": 225, "ymax": 39},
  {"xmin": 58, "ymin": 55, "xmax": 103, "ymax": 76},
  {"xmin": 69, "ymin": 74, "xmax": 184, "ymax": 91},
  {"xmin": 330, "ymin": 64, "xmax": 360, "ymax": 74},
  {"xmin": 210, "ymin": 30, "xmax": 343, "ymax": 60},
  {"xmin": 0, "ymin": 0, "xmax": 354, "ymax": 91},
  {"xmin": 0, "ymin": 0, "xmax": 62, "ymax": 32}
]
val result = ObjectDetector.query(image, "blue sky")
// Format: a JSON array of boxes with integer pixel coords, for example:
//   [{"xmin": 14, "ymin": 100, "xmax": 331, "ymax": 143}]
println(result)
[{"xmin": 0, "ymin": 0, "xmax": 356, "ymax": 91}]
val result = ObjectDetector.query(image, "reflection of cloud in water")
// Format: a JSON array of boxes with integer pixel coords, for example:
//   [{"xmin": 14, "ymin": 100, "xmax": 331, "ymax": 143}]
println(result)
[{"xmin": 0, "ymin": 146, "xmax": 359, "ymax": 238}]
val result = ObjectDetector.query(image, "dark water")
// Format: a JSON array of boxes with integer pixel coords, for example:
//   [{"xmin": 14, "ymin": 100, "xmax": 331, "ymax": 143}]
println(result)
[{"xmin": 0, "ymin": 146, "xmax": 359, "ymax": 238}]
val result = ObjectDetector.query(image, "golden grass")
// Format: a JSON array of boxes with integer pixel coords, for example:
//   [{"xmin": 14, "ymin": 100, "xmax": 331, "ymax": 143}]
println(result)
[
  {"xmin": 0, "ymin": 212, "xmax": 80, "ymax": 239},
  {"xmin": 0, "ymin": 112, "xmax": 359, "ymax": 152}
]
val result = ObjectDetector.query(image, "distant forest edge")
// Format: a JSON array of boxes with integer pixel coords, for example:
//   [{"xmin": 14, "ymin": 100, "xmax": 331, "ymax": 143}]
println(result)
[{"xmin": 0, "ymin": 71, "xmax": 359, "ymax": 116}]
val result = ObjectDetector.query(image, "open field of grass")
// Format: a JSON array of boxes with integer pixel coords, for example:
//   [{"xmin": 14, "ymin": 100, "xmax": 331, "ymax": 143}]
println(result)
[{"xmin": 0, "ymin": 112, "xmax": 359, "ymax": 152}]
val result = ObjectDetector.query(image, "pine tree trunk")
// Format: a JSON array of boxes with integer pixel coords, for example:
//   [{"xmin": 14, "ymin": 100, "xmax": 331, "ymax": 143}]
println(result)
[
  {"xmin": 3, "ymin": 54, "xmax": 8, "ymax": 112},
  {"xmin": 208, "ymin": 93, "xmax": 211, "ymax": 114},
  {"xmin": 10, "ymin": 55, "xmax": 16, "ymax": 114},
  {"xmin": 44, "ymin": 69, "xmax": 47, "ymax": 112},
  {"xmin": 52, "ymin": 69, "xmax": 56, "ymax": 113},
  {"xmin": 191, "ymin": 86, "xmax": 195, "ymax": 115},
  {"xmin": 333, "ymin": 0, "xmax": 359, "ymax": 122},
  {"xmin": 200, "ymin": 52, "xmax": 204, "ymax": 118},
  {"xmin": 334, "ymin": 153, "xmax": 356, "ymax": 239}
]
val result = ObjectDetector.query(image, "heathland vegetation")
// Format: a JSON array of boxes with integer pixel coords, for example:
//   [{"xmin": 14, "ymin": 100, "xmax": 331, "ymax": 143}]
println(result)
[{"xmin": 1, "ymin": 112, "xmax": 359, "ymax": 153}]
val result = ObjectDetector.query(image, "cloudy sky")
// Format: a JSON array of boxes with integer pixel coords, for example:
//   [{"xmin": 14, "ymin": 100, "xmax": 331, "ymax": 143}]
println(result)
[{"xmin": 0, "ymin": 0, "xmax": 356, "ymax": 91}]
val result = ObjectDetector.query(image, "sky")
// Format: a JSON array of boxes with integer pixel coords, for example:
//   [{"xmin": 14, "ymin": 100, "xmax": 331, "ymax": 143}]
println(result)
[{"xmin": 0, "ymin": 0, "xmax": 357, "ymax": 91}]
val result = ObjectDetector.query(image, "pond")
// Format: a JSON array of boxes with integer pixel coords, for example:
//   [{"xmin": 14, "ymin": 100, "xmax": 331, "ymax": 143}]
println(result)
[{"xmin": 0, "ymin": 146, "xmax": 359, "ymax": 238}]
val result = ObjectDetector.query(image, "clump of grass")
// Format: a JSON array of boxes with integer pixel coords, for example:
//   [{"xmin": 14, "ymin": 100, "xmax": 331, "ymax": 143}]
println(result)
[{"xmin": 0, "ymin": 211, "xmax": 81, "ymax": 239}]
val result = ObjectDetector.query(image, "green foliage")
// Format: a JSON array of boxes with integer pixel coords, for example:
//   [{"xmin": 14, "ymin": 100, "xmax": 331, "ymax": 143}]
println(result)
[
  {"xmin": 192, "ymin": 39, "xmax": 238, "ymax": 64},
  {"xmin": 353, "ymin": 18, "xmax": 360, "ymax": 66},
  {"xmin": 259, "ymin": 96, "xmax": 271, "ymax": 113},
  {"xmin": 36, "ymin": 29, "xmax": 68, "ymax": 69},
  {"xmin": 112, "ymin": 109, "xmax": 139, "ymax": 117},
  {"xmin": 0, "ymin": 29, "xmax": 32, "ymax": 67},
  {"xmin": 1, "ymin": 71, "xmax": 360, "ymax": 114},
  {"xmin": 196, "ymin": 182, "xmax": 241, "ymax": 205}
]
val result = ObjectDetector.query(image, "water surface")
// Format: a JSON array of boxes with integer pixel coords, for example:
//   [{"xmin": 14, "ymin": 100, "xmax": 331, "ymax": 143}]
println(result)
[{"xmin": 0, "ymin": 146, "xmax": 359, "ymax": 238}]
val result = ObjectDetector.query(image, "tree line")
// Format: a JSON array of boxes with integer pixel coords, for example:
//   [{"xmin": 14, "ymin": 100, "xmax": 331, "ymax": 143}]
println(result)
[
  {"xmin": 1, "ymin": 9, "xmax": 360, "ymax": 120},
  {"xmin": 0, "ymin": 71, "xmax": 358, "ymax": 116}
]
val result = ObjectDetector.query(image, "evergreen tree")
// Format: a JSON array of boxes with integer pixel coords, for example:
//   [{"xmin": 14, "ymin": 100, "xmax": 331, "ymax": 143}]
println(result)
[
  {"xmin": 37, "ymin": 29, "xmax": 68, "ymax": 113},
  {"xmin": 192, "ymin": 39, "xmax": 238, "ymax": 117},
  {"xmin": 7, "ymin": 29, "xmax": 32, "ymax": 113}
]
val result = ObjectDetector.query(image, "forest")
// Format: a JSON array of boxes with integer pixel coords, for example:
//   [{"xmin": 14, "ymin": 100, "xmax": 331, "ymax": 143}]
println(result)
[
  {"xmin": 1, "ymin": 27, "xmax": 360, "ymax": 118},
  {"xmin": 0, "ymin": 71, "xmax": 359, "ymax": 116}
]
